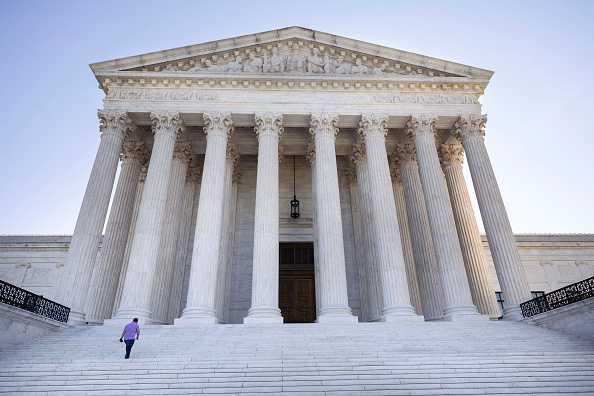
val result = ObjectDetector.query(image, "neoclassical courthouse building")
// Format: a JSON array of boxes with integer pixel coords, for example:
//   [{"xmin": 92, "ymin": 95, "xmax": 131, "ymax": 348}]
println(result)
[{"xmin": 1, "ymin": 27, "xmax": 593, "ymax": 328}]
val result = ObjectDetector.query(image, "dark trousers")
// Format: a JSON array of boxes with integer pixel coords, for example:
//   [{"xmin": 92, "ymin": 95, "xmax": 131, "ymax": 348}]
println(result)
[{"xmin": 124, "ymin": 339, "xmax": 135, "ymax": 359}]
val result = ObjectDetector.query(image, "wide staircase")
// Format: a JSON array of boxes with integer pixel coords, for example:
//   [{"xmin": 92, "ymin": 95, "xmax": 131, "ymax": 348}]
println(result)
[{"xmin": 1, "ymin": 321, "xmax": 593, "ymax": 395}]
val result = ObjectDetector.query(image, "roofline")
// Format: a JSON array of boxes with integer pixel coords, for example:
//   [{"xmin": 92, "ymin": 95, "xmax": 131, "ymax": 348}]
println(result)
[{"xmin": 89, "ymin": 26, "xmax": 494, "ymax": 79}]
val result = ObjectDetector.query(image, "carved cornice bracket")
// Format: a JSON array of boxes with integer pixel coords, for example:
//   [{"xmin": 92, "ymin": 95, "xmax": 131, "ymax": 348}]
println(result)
[
  {"xmin": 451, "ymin": 114, "xmax": 488, "ymax": 144},
  {"xmin": 309, "ymin": 113, "xmax": 339, "ymax": 140}
]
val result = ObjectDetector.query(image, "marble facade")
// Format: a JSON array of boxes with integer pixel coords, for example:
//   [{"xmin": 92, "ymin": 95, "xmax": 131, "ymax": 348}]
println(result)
[{"xmin": 2, "ymin": 28, "xmax": 590, "ymax": 326}]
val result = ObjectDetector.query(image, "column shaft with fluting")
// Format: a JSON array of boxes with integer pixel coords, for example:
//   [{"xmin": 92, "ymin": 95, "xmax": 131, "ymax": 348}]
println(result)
[
  {"xmin": 440, "ymin": 144, "xmax": 501, "ymax": 319},
  {"xmin": 85, "ymin": 141, "xmax": 147, "ymax": 324},
  {"xmin": 167, "ymin": 167, "xmax": 200, "ymax": 324},
  {"xmin": 217, "ymin": 144, "xmax": 238, "ymax": 323},
  {"xmin": 306, "ymin": 143, "xmax": 322, "ymax": 318},
  {"xmin": 309, "ymin": 113, "xmax": 357, "ymax": 323},
  {"xmin": 55, "ymin": 110, "xmax": 132, "ymax": 324},
  {"xmin": 346, "ymin": 168, "xmax": 370, "ymax": 321},
  {"xmin": 407, "ymin": 115, "xmax": 481, "ymax": 320},
  {"xmin": 112, "ymin": 111, "xmax": 185, "ymax": 323},
  {"xmin": 390, "ymin": 166, "xmax": 424, "ymax": 316},
  {"xmin": 359, "ymin": 114, "xmax": 420, "ymax": 321},
  {"xmin": 177, "ymin": 112, "xmax": 233, "ymax": 324},
  {"xmin": 112, "ymin": 164, "xmax": 148, "ymax": 317},
  {"xmin": 453, "ymin": 115, "xmax": 531, "ymax": 320},
  {"xmin": 395, "ymin": 143, "xmax": 444, "ymax": 320},
  {"xmin": 150, "ymin": 142, "xmax": 194, "ymax": 324},
  {"xmin": 245, "ymin": 113, "xmax": 284, "ymax": 323},
  {"xmin": 350, "ymin": 144, "xmax": 382, "ymax": 321}
]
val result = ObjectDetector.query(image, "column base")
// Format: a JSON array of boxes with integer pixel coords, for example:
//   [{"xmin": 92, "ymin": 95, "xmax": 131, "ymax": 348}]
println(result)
[
  {"xmin": 175, "ymin": 306, "xmax": 219, "ymax": 325},
  {"xmin": 103, "ymin": 317, "xmax": 154, "ymax": 327},
  {"xmin": 502, "ymin": 305, "xmax": 525, "ymax": 321},
  {"xmin": 442, "ymin": 304, "xmax": 489, "ymax": 321},
  {"xmin": 66, "ymin": 309, "xmax": 87, "ymax": 326},
  {"xmin": 317, "ymin": 306, "xmax": 358, "ymax": 324},
  {"xmin": 381, "ymin": 314, "xmax": 425, "ymax": 323},
  {"xmin": 244, "ymin": 306, "xmax": 283, "ymax": 324}
]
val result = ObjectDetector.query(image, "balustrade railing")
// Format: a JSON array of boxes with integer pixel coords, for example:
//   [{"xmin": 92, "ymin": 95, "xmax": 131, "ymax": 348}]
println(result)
[
  {"xmin": 520, "ymin": 275, "xmax": 594, "ymax": 318},
  {"xmin": 0, "ymin": 279, "xmax": 70, "ymax": 323}
]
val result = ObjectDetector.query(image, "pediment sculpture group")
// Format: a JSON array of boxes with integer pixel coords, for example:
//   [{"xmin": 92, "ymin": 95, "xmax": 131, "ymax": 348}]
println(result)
[{"xmin": 161, "ymin": 44, "xmax": 421, "ymax": 76}]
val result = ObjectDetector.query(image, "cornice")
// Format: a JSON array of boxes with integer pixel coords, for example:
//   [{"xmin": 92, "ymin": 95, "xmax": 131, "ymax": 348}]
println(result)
[{"xmin": 90, "ymin": 27, "xmax": 493, "ymax": 80}]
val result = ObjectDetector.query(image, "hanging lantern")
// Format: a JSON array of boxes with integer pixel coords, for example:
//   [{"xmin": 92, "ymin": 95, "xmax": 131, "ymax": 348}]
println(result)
[{"xmin": 290, "ymin": 155, "xmax": 300, "ymax": 218}]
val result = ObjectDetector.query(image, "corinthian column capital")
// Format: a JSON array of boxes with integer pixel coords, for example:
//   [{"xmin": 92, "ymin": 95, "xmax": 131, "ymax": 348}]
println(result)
[
  {"xmin": 120, "ymin": 141, "xmax": 149, "ymax": 165},
  {"xmin": 406, "ymin": 115, "xmax": 438, "ymax": 141},
  {"xmin": 203, "ymin": 111, "xmax": 233, "ymax": 139},
  {"xmin": 345, "ymin": 167, "xmax": 357, "ymax": 184},
  {"xmin": 306, "ymin": 142, "xmax": 316, "ymax": 166},
  {"xmin": 98, "ymin": 109, "xmax": 133, "ymax": 139},
  {"xmin": 186, "ymin": 166, "xmax": 201, "ymax": 183},
  {"xmin": 349, "ymin": 143, "xmax": 367, "ymax": 166},
  {"xmin": 150, "ymin": 111, "xmax": 186, "ymax": 140},
  {"xmin": 173, "ymin": 141, "xmax": 195, "ymax": 165},
  {"xmin": 255, "ymin": 112, "xmax": 283, "ymax": 140},
  {"xmin": 439, "ymin": 144, "xmax": 464, "ymax": 170},
  {"xmin": 452, "ymin": 114, "xmax": 488, "ymax": 144},
  {"xmin": 226, "ymin": 142, "xmax": 239, "ymax": 165},
  {"xmin": 395, "ymin": 143, "xmax": 418, "ymax": 164},
  {"xmin": 309, "ymin": 113, "xmax": 339, "ymax": 140},
  {"xmin": 390, "ymin": 166, "xmax": 402, "ymax": 184},
  {"xmin": 358, "ymin": 113, "xmax": 389, "ymax": 141}
]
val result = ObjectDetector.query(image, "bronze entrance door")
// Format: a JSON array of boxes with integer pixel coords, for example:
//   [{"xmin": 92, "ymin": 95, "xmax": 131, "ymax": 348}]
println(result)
[{"xmin": 279, "ymin": 243, "xmax": 316, "ymax": 323}]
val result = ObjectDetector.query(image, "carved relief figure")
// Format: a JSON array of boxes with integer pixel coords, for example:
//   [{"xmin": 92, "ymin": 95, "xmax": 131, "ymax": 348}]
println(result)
[
  {"xmin": 332, "ymin": 55, "xmax": 350, "ymax": 74},
  {"xmin": 225, "ymin": 55, "xmax": 244, "ymax": 72},
  {"xmin": 243, "ymin": 52, "xmax": 263, "ymax": 73},
  {"xmin": 351, "ymin": 58, "xmax": 368, "ymax": 75},
  {"xmin": 372, "ymin": 63, "xmax": 388, "ymax": 75},
  {"xmin": 285, "ymin": 43, "xmax": 306, "ymax": 73},
  {"xmin": 263, "ymin": 47, "xmax": 285, "ymax": 73},
  {"xmin": 188, "ymin": 59, "xmax": 220, "ymax": 72},
  {"xmin": 307, "ymin": 48, "xmax": 326, "ymax": 74},
  {"xmin": 163, "ymin": 63, "xmax": 178, "ymax": 71}
]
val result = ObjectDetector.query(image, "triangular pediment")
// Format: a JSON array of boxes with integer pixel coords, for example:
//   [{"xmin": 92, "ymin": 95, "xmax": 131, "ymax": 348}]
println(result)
[{"xmin": 90, "ymin": 27, "xmax": 493, "ymax": 80}]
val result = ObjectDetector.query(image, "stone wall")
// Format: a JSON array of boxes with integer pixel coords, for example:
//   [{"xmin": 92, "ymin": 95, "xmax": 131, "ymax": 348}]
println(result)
[
  {"xmin": 0, "ymin": 302, "xmax": 69, "ymax": 345},
  {"xmin": 523, "ymin": 298, "xmax": 594, "ymax": 341}
]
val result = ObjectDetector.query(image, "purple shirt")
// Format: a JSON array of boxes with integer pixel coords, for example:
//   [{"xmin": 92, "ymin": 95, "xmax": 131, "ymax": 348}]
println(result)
[{"xmin": 122, "ymin": 322, "xmax": 140, "ymax": 340}]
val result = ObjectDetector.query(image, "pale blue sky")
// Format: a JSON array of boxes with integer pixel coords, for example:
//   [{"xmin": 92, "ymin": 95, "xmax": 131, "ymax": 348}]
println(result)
[{"xmin": 0, "ymin": 0, "xmax": 592, "ymax": 234}]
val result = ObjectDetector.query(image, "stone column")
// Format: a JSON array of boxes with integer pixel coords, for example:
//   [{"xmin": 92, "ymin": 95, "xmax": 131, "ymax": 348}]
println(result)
[
  {"xmin": 439, "ymin": 144, "xmax": 500, "ymax": 319},
  {"xmin": 349, "ymin": 144, "xmax": 382, "ymax": 321},
  {"xmin": 221, "ymin": 168, "xmax": 241, "ymax": 324},
  {"xmin": 452, "ymin": 115, "xmax": 531, "ymax": 320},
  {"xmin": 85, "ymin": 141, "xmax": 147, "ymax": 324},
  {"xmin": 112, "ymin": 162, "xmax": 148, "ymax": 317},
  {"xmin": 306, "ymin": 142, "xmax": 322, "ymax": 318},
  {"xmin": 407, "ymin": 115, "xmax": 482, "ymax": 321},
  {"xmin": 346, "ymin": 167, "xmax": 370, "ymax": 322},
  {"xmin": 55, "ymin": 110, "xmax": 132, "ymax": 324},
  {"xmin": 150, "ymin": 142, "xmax": 194, "ymax": 324},
  {"xmin": 216, "ymin": 143, "xmax": 239, "ymax": 323},
  {"xmin": 177, "ymin": 112, "xmax": 233, "ymax": 325},
  {"xmin": 309, "ymin": 113, "xmax": 357, "ymax": 323},
  {"xmin": 394, "ymin": 143, "xmax": 444, "ymax": 320},
  {"xmin": 111, "ymin": 111, "xmax": 185, "ymax": 324},
  {"xmin": 358, "ymin": 114, "xmax": 421, "ymax": 321},
  {"xmin": 245, "ymin": 113, "xmax": 284, "ymax": 324},
  {"xmin": 167, "ymin": 166, "xmax": 201, "ymax": 324},
  {"xmin": 389, "ymin": 165, "xmax": 424, "ymax": 316}
]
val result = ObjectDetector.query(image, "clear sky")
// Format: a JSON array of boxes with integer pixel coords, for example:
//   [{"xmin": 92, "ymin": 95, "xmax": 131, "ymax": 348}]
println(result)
[{"xmin": 0, "ymin": 0, "xmax": 592, "ymax": 235}]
